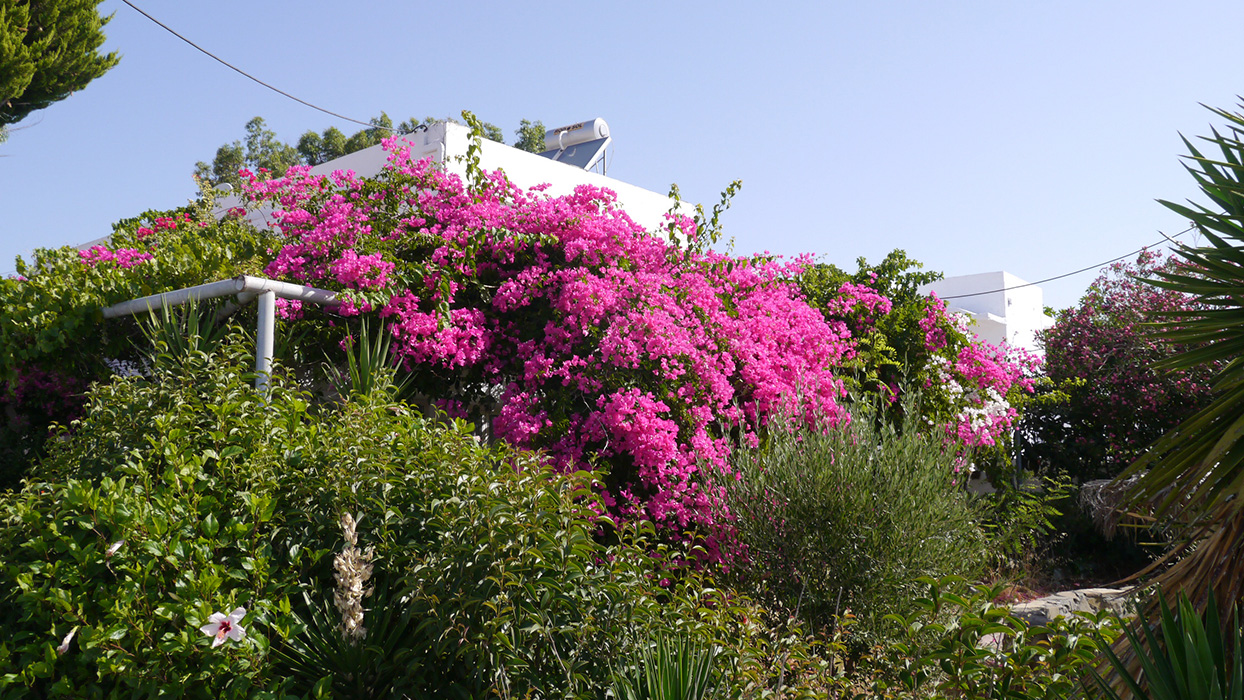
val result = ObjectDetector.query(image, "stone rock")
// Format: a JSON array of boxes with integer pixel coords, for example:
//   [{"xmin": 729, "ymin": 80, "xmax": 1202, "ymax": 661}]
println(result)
[{"xmin": 1009, "ymin": 587, "xmax": 1134, "ymax": 626}]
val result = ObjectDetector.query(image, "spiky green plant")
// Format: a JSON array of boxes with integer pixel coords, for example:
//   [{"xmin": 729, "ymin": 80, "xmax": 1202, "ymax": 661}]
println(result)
[
  {"xmin": 269, "ymin": 574, "xmax": 424, "ymax": 698},
  {"xmin": 138, "ymin": 301, "xmax": 230, "ymax": 365},
  {"xmin": 1112, "ymin": 102, "xmax": 1244, "ymax": 634},
  {"xmin": 328, "ymin": 319, "xmax": 407, "ymax": 398},
  {"xmin": 1088, "ymin": 591, "xmax": 1243, "ymax": 700},
  {"xmin": 609, "ymin": 637, "xmax": 718, "ymax": 700}
]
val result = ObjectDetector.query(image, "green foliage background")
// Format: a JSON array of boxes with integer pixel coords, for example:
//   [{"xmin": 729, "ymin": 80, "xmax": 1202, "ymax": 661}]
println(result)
[
  {"xmin": 194, "ymin": 113, "xmax": 547, "ymax": 189},
  {"xmin": 0, "ymin": 337, "xmax": 838, "ymax": 698},
  {"xmin": 0, "ymin": 197, "xmax": 274, "ymax": 486}
]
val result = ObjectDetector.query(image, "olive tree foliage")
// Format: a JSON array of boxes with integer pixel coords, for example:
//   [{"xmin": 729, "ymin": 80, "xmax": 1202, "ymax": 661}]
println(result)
[
  {"xmin": 0, "ymin": 0, "xmax": 120, "ymax": 141},
  {"xmin": 195, "ymin": 113, "xmax": 546, "ymax": 188}
]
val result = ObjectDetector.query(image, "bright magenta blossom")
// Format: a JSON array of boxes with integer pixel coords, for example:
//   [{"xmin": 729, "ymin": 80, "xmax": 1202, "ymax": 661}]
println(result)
[
  {"xmin": 79, "ymin": 246, "xmax": 153, "ymax": 269},
  {"xmin": 920, "ymin": 294, "xmax": 1039, "ymax": 447},
  {"xmin": 244, "ymin": 140, "xmax": 855, "ymax": 546},
  {"xmin": 233, "ymin": 139, "xmax": 1034, "ymax": 554}
]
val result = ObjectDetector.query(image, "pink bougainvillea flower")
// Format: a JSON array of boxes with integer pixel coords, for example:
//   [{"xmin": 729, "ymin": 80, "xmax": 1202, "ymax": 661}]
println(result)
[{"xmin": 199, "ymin": 607, "xmax": 247, "ymax": 648}]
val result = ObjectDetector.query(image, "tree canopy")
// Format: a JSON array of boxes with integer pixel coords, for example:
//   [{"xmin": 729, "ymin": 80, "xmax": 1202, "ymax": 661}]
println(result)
[
  {"xmin": 0, "ymin": 0, "xmax": 120, "ymax": 139},
  {"xmin": 194, "ymin": 113, "xmax": 546, "ymax": 187},
  {"xmin": 1018, "ymin": 250, "xmax": 1219, "ymax": 482}
]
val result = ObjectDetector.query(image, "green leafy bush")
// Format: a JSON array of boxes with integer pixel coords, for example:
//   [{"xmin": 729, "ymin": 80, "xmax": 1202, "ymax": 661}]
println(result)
[
  {"xmin": 0, "ymin": 339, "xmax": 308, "ymax": 697},
  {"xmin": 385, "ymin": 450, "xmax": 843, "ymax": 698},
  {"xmin": 980, "ymin": 475, "xmax": 1074, "ymax": 577},
  {"xmin": 0, "ymin": 200, "xmax": 275, "ymax": 487},
  {"xmin": 0, "ymin": 334, "xmax": 840, "ymax": 698},
  {"xmin": 714, "ymin": 395, "xmax": 989, "ymax": 644},
  {"xmin": 881, "ymin": 576, "xmax": 1123, "ymax": 700}
]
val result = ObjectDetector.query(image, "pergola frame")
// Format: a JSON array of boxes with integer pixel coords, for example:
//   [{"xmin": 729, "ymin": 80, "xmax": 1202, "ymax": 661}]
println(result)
[{"xmin": 102, "ymin": 275, "xmax": 338, "ymax": 391}]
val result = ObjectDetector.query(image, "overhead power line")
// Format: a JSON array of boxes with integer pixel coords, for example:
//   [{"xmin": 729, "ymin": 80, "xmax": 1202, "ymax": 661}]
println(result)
[
  {"xmin": 111, "ymin": 0, "xmax": 1204, "ymax": 303},
  {"xmin": 940, "ymin": 226, "xmax": 1196, "ymax": 300},
  {"xmin": 120, "ymin": 0, "xmax": 392, "ymax": 132}
]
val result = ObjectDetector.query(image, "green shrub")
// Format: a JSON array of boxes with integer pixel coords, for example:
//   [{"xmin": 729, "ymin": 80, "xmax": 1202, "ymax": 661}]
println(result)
[
  {"xmin": 384, "ymin": 449, "xmax": 844, "ymax": 698},
  {"xmin": 0, "ymin": 201, "xmax": 276, "ymax": 488},
  {"xmin": 714, "ymin": 396, "xmax": 989, "ymax": 644},
  {"xmin": 0, "ymin": 334, "xmax": 840, "ymax": 698},
  {"xmin": 881, "ymin": 576, "xmax": 1123, "ymax": 700},
  {"xmin": 0, "ymin": 340, "xmax": 309, "ymax": 698}
]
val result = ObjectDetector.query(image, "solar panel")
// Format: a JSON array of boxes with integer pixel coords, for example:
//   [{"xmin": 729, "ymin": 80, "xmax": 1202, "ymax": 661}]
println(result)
[{"xmin": 538, "ymin": 136, "xmax": 611, "ymax": 172}]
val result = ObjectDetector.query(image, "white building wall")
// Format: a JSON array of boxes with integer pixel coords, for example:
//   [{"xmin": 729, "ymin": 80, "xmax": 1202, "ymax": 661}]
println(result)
[
  {"xmin": 920, "ymin": 271, "xmax": 1054, "ymax": 354},
  {"xmin": 213, "ymin": 121, "xmax": 685, "ymax": 235}
]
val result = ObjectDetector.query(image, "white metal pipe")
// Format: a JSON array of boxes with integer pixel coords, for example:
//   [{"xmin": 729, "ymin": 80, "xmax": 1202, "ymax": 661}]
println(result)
[
  {"xmin": 102, "ymin": 275, "xmax": 337, "ymax": 319},
  {"xmin": 102, "ymin": 278, "xmax": 246, "ymax": 319},
  {"xmin": 236, "ymin": 276, "xmax": 338, "ymax": 306},
  {"xmin": 101, "ymin": 275, "xmax": 340, "ymax": 390},
  {"xmin": 255, "ymin": 290, "xmax": 276, "ymax": 393}
]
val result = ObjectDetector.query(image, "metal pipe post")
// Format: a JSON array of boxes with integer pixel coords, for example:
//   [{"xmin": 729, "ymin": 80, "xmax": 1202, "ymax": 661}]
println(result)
[{"xmin": 255, "ymin": 290, "xmax": 276, "ymax": 392}]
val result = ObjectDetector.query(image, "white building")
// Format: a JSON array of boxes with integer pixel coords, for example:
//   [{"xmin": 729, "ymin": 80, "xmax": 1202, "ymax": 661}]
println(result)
[
  {"xmin": 920, "ymin": 271, "xmax": 1053, "ymax": 354},
  {"xmin": 212, "ymin": 119, "xmax": 684, "ymax": 234}
]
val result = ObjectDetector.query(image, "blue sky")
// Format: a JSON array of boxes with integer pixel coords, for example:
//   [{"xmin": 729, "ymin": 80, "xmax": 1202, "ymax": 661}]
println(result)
[{"xmin": 5, "ymin": 0, "xmax": 1244, "ymax": 310}]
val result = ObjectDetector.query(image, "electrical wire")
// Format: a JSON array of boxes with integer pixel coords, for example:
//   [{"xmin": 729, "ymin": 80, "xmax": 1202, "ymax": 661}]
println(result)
[
  {"xmin": 119, "ymin": 0, "xmax": 393, "ymax": 132},
  {"xmin": 939, "ymin": 226, "xmax": 1196, "ymax": 300},
  {"xmin": 113, "ymin": 0, "xmax": 1205, "ymax": 303}
]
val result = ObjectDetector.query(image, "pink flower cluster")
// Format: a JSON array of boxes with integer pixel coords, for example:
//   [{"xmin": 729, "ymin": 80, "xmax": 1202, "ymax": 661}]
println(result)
[
  {"xmin": 136, "ymin": 213, "xmax": 195, "ymax": 239},
  {"xmin": 0, "ymin": 364, "xmax": 86, "ymax": 430},
  {"xmin": 79, "ymin": 246, "xmax": 153, "ymax": 269},
  {"xmin": 1038, "ymin": 250, "xmax": 1218, "ymax": 471},
  {"xmin": 921, "ymin": 294, "xmax": 1038, "ymax": 446},
  {"xmin": 822, "ymin": 282, "xmax": 894, "ymax": 324},
  {"xmin": 244, "ymin": 140, "xmax": 853, "ymax": 543}
]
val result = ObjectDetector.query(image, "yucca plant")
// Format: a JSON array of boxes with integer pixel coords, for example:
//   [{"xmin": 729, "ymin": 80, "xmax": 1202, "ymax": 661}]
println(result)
[
  {"xmin": 609, "ymin": 637, "xmax": 719, "ymax": 700},
  {"xmin": 328, "ymin": 318, "xmax": 408, "ymax": 398},
  {"xmin": 138, "ymin": 301, "xmax": 230, "ymax": 364},
  {"xmin": 269, "ymin": 514, "xmax": 424, "ymax": 698},
  {"xmin": 1088, "ymin": 591, "xmax": 1243, "ymax": 700}
]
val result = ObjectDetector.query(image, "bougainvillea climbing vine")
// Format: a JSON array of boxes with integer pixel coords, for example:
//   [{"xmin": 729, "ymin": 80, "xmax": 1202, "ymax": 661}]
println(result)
[
  {"xmin": 242, "ymin": 142, "xmax": 857, "ymax": 537},
  {"xmin": 1020, "ymin": 250, "xmax": 1219, "ymax": 480},
  {"xmin": 2, "ymin": 135, "xmax": 1035, "ymax": 541}
]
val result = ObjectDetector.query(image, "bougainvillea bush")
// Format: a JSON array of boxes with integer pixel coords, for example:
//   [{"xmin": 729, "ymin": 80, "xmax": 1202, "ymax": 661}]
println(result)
[
  {"xmin": 237, "ymin": 137, "xmax": 1037, "ymax": 547},
  {"xmin": 1019, "ymin": 250, "xmax": 1219, "ymax": 481},
  {"xmin": 799, "ymin": 252, "xmax": 1040, "ymax": 458},
  {"xmin": 0, "ymin": 202, "xmax": 275, "ymax": 487},
  {"xmin": 2, "ymin": 131, "xmax": 1036, "ymax": 558},
  {"xmin": 240, "ymin": 142, "xmax": 852, "ymax": 545}
]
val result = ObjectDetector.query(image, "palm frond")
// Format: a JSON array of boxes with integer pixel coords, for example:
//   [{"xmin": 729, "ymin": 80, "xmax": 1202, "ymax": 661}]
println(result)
[{"xmin": 1107, "ymin": 103, "xmax": 1244, "ymax": 677}]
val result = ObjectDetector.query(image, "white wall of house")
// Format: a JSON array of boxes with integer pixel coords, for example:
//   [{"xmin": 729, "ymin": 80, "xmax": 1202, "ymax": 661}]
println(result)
[
  {"xmin": 213, "ymin": 121, "xmax": 685, "ymax": 235},
  {"xmin": 920, "ymin": 271, "xmax": 1053, "ymax": 354}
]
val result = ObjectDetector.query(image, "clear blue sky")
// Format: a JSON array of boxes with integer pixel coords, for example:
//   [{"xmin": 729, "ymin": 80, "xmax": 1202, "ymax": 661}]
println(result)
[{"xmin": 5, "ymin": 0, "xmax": 1244, "ymax": 310}]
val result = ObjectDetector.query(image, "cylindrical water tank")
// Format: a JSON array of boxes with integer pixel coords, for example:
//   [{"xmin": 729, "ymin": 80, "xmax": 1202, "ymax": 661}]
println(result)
[{"xmin": 543, "ymin": 118, "xmax": 610, "ymax": 151}]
